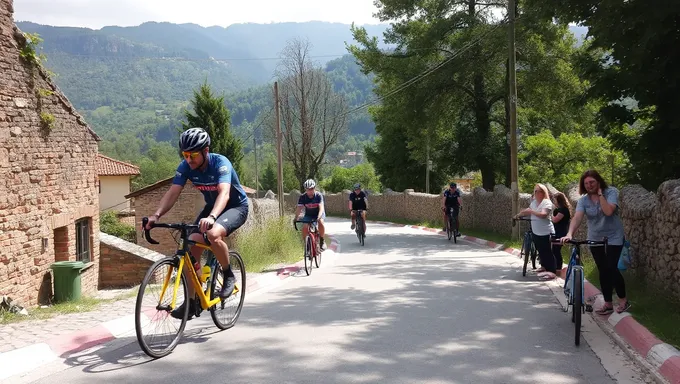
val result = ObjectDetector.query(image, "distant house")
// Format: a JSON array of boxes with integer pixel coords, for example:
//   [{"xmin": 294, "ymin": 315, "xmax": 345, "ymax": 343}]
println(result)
[
  {"xmin": 96, "ymin": 154, "xmax": 140, "ymax": 213},
  {"xmin": 450, "ymin": 172, "xmax": 476, "ymax": 193}
]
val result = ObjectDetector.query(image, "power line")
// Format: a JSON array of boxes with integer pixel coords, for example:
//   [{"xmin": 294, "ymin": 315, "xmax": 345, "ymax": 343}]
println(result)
[
  {"xmin": 303, "ymin": 18, "xmax": 510, "ymax": 127},
  {"xmin": 45, "ymin": 52, "xmax": 352, "ymax": 62}
]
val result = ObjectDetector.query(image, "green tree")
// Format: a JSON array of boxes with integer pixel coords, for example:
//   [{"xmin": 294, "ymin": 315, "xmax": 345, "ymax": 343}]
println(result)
[
  {"xmin": 350, "ymin": 0, "xmax": 595, "ymax": 190},
  {"xmin": 320, "ymin": 163, "xmax": 382, "ymax": 193},
  {"xmin": 261, "ymin": 161, "xmax": 277, "ymax": 191},
  {"xmin": 519, "ymin": 130, "xmax": 632, "ymax": 191},
  {"xmin": 524, "ymin": 0, "xmax": 680, "ymax": 189},
  {"xmin": 183, "ymin": 81, "xmax": 244, "ymax": 175}
]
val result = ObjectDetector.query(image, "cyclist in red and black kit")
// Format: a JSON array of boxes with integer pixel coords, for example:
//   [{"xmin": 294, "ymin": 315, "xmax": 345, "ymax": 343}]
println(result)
[{"xmin": 441, "ymin": 182, "xmax": 463, "ymax": 236}]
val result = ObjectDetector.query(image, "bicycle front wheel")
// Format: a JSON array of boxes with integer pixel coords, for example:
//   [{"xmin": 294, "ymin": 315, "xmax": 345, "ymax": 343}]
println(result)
[
  {"xmin": 135, "ymin": 257, "xmax": 188, "ymax": 359},
  {"xmin": 522, "ymin": 235, "xmax": 531, "ymax": 276},
  {"xmin": 304, "ymin": 235, "xmax": 313, "ymax": 275},
  {"xmin": 210, "ymin": 251, "xmax": 246, "ymax": 330},
  {"xmin": 573, "ymin": 268, "xmax": 583, "ymax": 346}
]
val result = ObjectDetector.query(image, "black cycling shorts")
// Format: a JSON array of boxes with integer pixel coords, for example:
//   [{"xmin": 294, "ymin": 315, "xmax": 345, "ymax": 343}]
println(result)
[
  {"xmin": 445, "ymin": 206, "xmax": 460, "ymax": 215},
  {"xmin": 193, "ymin": 205, "xmax": 249, "ymax": 235}
]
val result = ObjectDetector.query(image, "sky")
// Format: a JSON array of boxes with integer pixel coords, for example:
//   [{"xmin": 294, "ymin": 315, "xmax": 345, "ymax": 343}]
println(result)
[{"xmin": 13, "ymin": 0, "xmax": 384, "ymax": 29}]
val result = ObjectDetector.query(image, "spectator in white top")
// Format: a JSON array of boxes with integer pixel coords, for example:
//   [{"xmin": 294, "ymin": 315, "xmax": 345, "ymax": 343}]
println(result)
[{"xmin": 515, "ymin": 183, "xmax": 557, "ymax": 280}]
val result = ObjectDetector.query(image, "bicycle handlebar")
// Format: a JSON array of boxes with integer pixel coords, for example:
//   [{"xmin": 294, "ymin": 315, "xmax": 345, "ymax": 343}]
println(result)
[
  {"xmin": 293, "ymin": 219, "xmax": 318, "ymax": 232},
  {"xmin": 550, "ymin": 235, "xmax": 608, "ymax": 246},
  {"xmin": 512, "ymin": 217, "xmax": 533, "ymax": 226},
  {"xmin": 141, "ymin": 217, "xmax": 199, "ymax": 245}
]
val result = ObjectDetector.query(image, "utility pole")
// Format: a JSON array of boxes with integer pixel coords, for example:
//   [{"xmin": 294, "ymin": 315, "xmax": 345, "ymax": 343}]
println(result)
[
  {"xmin": 508, "ymin": 0, "xmax": 520, "ymax": 239},
  {"xmin": 253, "ymin": 130, "xmax": 258, "ymax": 198},
  {"xmin": 274, "ymin": 81, "xmax": 285, "ymax": 217},
  {"xmin": 425, "ymin": 136, "xmax": 430, "ymax": 194}
]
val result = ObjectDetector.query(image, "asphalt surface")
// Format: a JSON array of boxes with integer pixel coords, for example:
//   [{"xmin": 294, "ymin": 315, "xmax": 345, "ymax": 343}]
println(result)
[{"xmin": 17, "ymin": 218, "xmax": 653, "ymax": 384}]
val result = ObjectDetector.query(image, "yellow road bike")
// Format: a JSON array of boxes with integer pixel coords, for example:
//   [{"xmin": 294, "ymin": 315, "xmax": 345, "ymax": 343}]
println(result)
[{"xmin": 134, "ymin": 217, "xmax": 246, "ymax": 358}]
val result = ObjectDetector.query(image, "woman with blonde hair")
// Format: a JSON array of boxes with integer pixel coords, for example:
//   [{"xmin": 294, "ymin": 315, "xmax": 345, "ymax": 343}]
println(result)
[
  {"xmin": 515, "ymin": 183, "xmax": 556, "ymax": 280},
  {"xmin": 551, "ymin": 192, "xmax": 572, "ymax": 271}
]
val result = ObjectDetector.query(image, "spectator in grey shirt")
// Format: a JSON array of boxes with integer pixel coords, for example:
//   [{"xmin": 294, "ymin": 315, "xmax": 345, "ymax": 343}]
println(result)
[{"xmin": 561, "ymin": 170, "xmax": 629, "ymax": 315}]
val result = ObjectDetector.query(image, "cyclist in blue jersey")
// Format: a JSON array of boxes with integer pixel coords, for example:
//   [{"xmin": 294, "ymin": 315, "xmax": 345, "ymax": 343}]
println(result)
[
  {"xmin": 294, "ymin": 179, "xmax": 326, "ymax": 250},
  {"xmin": 144, "ymin": 127, "xmax": 249, "ymax": 319},
  {"xmin": 441, "ymin": 182, "xmax": 463, "ymax": 236}
]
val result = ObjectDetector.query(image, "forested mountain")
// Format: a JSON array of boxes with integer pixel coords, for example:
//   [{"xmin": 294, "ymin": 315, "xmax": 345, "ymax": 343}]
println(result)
[{"xmin": 16, "ymin": 20, "xmax": 385, "ymax": 143}]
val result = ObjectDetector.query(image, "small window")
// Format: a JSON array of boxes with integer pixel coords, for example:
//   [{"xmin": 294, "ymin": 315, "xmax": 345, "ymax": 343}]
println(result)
[{"xmin": 75, "ymin": 218, "xmax": 91, "ymax": 263}]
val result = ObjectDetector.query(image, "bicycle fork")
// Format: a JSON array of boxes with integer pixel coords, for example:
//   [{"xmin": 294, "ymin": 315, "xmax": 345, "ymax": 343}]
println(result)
[{"xmin": 566, "ymin": 265, "xmax": 586, "ymax": 314}]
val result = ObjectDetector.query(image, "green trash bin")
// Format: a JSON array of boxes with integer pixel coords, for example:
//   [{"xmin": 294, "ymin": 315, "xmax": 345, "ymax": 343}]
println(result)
[{"xmin": 51, "ymin": 261, "xmax": 85, "ymax": 303}]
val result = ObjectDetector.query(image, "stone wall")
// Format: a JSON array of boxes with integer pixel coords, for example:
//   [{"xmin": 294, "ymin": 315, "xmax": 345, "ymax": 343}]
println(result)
[
  {"xmin": 99, "ymin": 232, "xmax": 165, "ymax": 289},
  {"xmin": 129, "ymin": 182, "xmax": 281, "ymax": 256},
  {"xmin": 318, "ymin": 186, "xmax": 531, "ymax": 236},
  {"xmin": 0, "ymin": 0, "xmax": 101, "ymax": 307},
  {"xmin": 618, "ymin": 180, "xmax": 680, "ymax": 299}
]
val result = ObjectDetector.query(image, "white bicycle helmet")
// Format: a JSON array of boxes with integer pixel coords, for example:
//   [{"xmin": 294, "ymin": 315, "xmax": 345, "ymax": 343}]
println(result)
[
  {"xmin": 179, "ymin": 127, "xmax": 211, "ymax": 152},
  {"xmin": 303, "ymin": 179, "xmax": 316, "ymax": 189}
]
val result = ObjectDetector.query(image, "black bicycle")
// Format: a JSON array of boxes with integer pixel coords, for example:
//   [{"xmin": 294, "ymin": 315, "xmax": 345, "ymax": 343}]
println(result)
[
  {"xmin": 551, "ymin": 236, "xmax": 606, "ymax": 346},
  {"xmin": 352, "ymin": 209, "xmax": 367, "ymax": 246},
  {"xmin": 512, "ymin": 217, "xmax": 538, "ymax": 276},
  {"xmin": 444, "ymin": 207, "xmax": 459, "ymax": 243}
]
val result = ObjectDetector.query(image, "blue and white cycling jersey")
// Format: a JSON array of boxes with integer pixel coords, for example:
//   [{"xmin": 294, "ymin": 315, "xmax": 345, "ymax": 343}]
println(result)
[
  {"xmin": 172, "ymin": 153, "xmax": 248, "ymax": 209},
  {"xmin": 298, "ymin": 191, "xmax": 324, "ymax": 219}
]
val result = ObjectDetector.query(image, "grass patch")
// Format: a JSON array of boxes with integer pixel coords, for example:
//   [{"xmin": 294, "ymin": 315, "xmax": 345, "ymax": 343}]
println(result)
[
  {"xmin": 623, "ymin": 277, "xmax": 680, "ymax": 349},
  {"xmin": 235, "ymin": 217, "xmax": 304, "ymax": 273},
  {"xmin": 0, "ymin": 289, "xmax": 138, "ymax": 325}
]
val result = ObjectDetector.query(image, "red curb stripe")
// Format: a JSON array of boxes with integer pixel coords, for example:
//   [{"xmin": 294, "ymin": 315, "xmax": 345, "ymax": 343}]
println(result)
[
  {"xmin": 614, "ymin": 316, "xmax": 663, "ymax": 357},
  {"xmin": 659, "ymin": 355, "xmax": 680, "ymax": 384},
  {"xmin": 47, "ymin": 325, "xmax": 115, "ymax": 356},
  {"xmin": 487, "ymin": 241, "xmax": 497, "ymax": 247}
]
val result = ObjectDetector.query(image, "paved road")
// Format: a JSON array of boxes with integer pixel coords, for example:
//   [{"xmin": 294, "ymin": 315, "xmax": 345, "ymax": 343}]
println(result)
[{"xmin": 18, "ymin": 219, "xmax": 652, "ymax": 384}]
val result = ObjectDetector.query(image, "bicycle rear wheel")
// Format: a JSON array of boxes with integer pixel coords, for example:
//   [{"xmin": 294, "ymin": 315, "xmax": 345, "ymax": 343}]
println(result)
[
  {"xmin": 135, "ymin": 257, "xmax": 188, "ymax": 358},
  {"xmin": 304, "ymin": 235, "xmax": 313, "ymax": 275},
  {"xmin": 210, "ymin": 251, "xmax": 246, "ymax": 330},
  {"xmin": 573, "ymin": 268, "xmax": 583, "ymax": 346}
]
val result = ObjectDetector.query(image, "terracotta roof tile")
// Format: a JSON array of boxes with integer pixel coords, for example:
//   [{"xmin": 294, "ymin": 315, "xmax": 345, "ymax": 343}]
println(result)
[{"xmin": 97, "ymin": 154, "xmax": 140, "ymax": 176}]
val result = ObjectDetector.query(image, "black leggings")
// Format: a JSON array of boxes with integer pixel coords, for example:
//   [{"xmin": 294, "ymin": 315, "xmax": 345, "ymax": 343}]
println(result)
[
  {"xmin": 590, "ymin": 244, "xmax": 625, "ymax": 303},
  {"xmin": 532, "ymin": 234, "xmax": 556, "ymax": 273},
  {"xmin": 552, "ymin": 244, "xmax": 564, "ymax": 270}
]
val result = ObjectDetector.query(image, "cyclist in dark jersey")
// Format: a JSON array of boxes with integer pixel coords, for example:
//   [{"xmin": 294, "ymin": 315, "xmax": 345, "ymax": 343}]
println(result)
[
  {"xmin": 441, "ymin": 182, "xmax": 463, "ymax": 236},
  {"xmin": 348, "ymin": 183, "xmax": 368, "ymax": 231},
  {"xmin": 294, "ymin": 179, "xmax": 326, "ymax": 250},
  {"xmin": 145, "ymin": 127, "xmax": 249, "ymax": 319}
]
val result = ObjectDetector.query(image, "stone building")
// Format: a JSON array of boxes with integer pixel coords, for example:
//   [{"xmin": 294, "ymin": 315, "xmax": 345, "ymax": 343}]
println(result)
[{"xmin": 0, "ymin": 0, "xmax": 101, "ymax": 306}]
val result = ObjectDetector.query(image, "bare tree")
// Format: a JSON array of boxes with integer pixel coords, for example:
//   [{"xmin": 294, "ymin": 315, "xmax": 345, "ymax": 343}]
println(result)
[{"xmin": 275, "ymin": 37, "xmax": 348, "ymax": 188}]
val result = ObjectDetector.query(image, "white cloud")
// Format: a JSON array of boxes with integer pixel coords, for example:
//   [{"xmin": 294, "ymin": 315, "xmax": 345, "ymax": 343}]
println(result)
[{"xmin": 13, "ymin": 0, "xmax": 383, "ymax": 28}]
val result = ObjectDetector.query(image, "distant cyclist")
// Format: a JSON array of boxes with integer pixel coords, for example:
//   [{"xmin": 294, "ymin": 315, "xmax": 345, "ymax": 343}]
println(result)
[
  {"xmin": 349, "ymin": 183, "xmax": 368, "ymax": 231},
  {"xmin": 294, "ymin": 179, "xmax": 326, "ymax": 250},
  {"xmin": 441, "ymin": 182, "xmax": 462, "ymax": 236}
]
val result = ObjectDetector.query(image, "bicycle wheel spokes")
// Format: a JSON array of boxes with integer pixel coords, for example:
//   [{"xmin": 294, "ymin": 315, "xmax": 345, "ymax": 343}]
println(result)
[
  {"xmin": 304, "ymin": 236, "xmax": 313, "ymax": 275},
  {"xmin": 210, "ymin": 251, "xmax": 246, "ymax": 330},
  {"xmin": 135, "ymin": 258, "xmax": 188, "ymax": 358}
]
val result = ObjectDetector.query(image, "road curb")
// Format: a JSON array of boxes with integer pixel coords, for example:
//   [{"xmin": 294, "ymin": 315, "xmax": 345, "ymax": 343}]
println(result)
[
  {"xmin": 0, "ymin": 235, "xmax": 341, "ymax": 382},
  {"xmin": 366, "ymin": 219, "xmax": 680, "ymax": 384}
]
